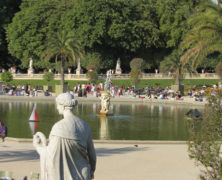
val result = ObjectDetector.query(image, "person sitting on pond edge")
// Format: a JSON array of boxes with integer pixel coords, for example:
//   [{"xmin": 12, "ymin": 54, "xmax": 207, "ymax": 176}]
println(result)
[{"xmin": 0, "ymin": 121, "xmax": 7, "ymax": 142}]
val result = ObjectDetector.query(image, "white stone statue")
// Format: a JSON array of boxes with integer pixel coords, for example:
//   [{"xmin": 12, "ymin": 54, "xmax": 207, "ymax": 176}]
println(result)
[
  {"xmin": 29, "ymin": 58, "xmax": 33, "ymax": 69},
  {"xmin": 76, "ymin": 58, "xmax": 83, "ymax": 75},
  {"xmin": 33, "ymin": 93, "xmax": 96, "ymax": 180},
  {"xmin": 116, "ymin": 58, "xmax": 121, "ymax": 69},
  {"xmin": 28, "ymin": 58, "xmax": 34, "ymax": 75},
  {"xmin": 100, "ymin": 92, "xmax": 111, "ymax": 114},
  {"xmin": 115, "ymin": 58, "xmax": 122, "ymax": 74},
  {"xmin": 77, "ymin": 58, "xmax": 81, "ymax": 70}
]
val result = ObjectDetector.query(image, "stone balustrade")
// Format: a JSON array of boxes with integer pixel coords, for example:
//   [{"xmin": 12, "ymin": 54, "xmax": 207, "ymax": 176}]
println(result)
[{"xmin": 11, "ymin": 73, "xmax": 219, "ymax": 80}]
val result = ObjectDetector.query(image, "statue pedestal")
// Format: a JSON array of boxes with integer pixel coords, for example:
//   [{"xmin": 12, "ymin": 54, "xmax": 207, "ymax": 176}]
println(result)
[
  {"xmin": 28, "ymin": 68, "xmax": 34, "ymax": 75},
  {"xmin": 76, "ymin": 68, "xmax": 83, "ymax": 75},
  {"xmin": 115, "ymin": 68, "xmax": 122, "ymax": 74},
  {"xmin": 98, "ymin": 111, "xmax": 109, "ymax": 116}
]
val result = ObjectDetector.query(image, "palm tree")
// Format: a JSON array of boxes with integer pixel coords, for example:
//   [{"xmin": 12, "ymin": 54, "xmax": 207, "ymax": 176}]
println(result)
[
  {"xmin": 43, "ymin": 30, "xmax": 83, "ymax": 92},
  {"xmin": 180, "ymin": 2, "xmax": 222, "ymax": 70},
  {"xmin": 160, "ymin": 49, "xmax": 192, "ymax": 86}
]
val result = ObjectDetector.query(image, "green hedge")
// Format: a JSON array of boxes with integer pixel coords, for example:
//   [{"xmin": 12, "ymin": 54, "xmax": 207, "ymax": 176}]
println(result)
[
  {"xmin": 3, "ymin": 80, "xmax": 90, "ymax": 90},
  {"xmin": 112, "ymin": 79, "xmax": 219, "ymax": 89},
  {"xmin": 112, "ymin": 79, "xmax": 175, "ymax": 88},
  {"xmin": 181, "ymin": 79, "xmax": 219, "ymax": 86},
  {"xmin": 1, "ymin": 79, "xmax": 219, "ymax": 90}
]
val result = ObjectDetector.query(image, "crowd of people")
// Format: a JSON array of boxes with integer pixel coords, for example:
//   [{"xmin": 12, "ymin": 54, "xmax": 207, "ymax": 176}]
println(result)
[
  {"xmin": 2, "ymin": 84, "xmax": 39, "ymax": 97},
  {"xmin": 70, "ymin": 83, "xmax": 208, "ymax": 101},
  {"xmin": 1, "ymin": 82, "xmax": 221, "ymax": 101},
  {"xmin": 70, "ymin": 83, "xmax": 222, "ymax": 102}
]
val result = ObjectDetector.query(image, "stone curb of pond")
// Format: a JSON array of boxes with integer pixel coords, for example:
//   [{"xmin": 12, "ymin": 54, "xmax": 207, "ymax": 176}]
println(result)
[
  {"xmin": 0, "ymin": 95, "xmax": 206, "ymax": 106},
  {"xmin": 4, "ymin": 137, "xmax": 188, "ymax": 144}
]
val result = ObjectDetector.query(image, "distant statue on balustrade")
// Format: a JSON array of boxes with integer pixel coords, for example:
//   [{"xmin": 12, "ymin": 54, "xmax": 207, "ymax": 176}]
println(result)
[
  {"xmin": 77, "ymin": 59, "xmax": 81, "ymax": 70},
  {"xmin": 33, "ymin": 93, "xmax": 96, "ymax": 180},
  {"xmin": 28, "ymin": 58, "xmax": 34, "ymax": 75},
  {"xmin": 115, "ymin": 58, "xmax": 122, "ymax": 74},
  {"xmin": 76, "ymin": 58, "xmax": 83, "ymax": 75},
  {"xmin": 29, "ymin": 58, "xmax": 33, "ymax": 69}
]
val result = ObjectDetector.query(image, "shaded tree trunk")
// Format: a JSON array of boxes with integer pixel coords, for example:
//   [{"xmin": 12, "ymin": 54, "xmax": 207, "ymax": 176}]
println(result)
[
  {"xmin": 175, "ymin": 68, "xmax": 181, "ymax": 85},
  {"xmin": 60, "ymin": 54, "xmax": 65, "ymax": 92},
  {"xmin": 175, "ymin": 75, "xmax": 180, "ymax": 85}
]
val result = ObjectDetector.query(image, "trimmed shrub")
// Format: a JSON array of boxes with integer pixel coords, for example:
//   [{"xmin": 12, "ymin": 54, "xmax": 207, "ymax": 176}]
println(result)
[
  {"xmin": 129, "ymin": 58, "xmax": 145, "ymax": 88},
  {"xmin": 43, "ymin": 72, "xmax": 54, "ymax": 84},
  {"xmin": 130, "ymin": 58, "xmax": 146, "ymax": 70},
  {"xmin": 1, "ymin": 71, "xmax": 13, "ymax": 84},
  {"xmin": 129, "ymin": 69, "xmax": 142, "ymax": 87},
  {"xmin": 86, "ymin": 70, "xmax": 98, "ymax": 83}
]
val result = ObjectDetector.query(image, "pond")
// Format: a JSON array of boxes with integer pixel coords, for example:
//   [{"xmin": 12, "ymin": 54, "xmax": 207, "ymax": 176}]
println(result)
[{"xmin": 0, "ymin": 101, "xmax": 203, "ymax": 140}]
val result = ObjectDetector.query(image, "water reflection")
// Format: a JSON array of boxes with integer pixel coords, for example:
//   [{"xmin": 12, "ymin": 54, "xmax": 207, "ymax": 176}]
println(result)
[
  {"xmin": 0, "ymin": 101, "xmax": 204, "ymax": 140},
  {"xmin": 29, "ymin": 121, "xmax": 39, "ymax": 135},
  {"xmin": 99, "ymin": 116, "xmax": 109, "ymax": 140}
]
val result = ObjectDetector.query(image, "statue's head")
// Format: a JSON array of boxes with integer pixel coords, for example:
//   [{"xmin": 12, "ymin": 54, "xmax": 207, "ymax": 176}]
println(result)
[{"xmin": 56, "ymin": 93, "xmax": 78, "ymax": 114}]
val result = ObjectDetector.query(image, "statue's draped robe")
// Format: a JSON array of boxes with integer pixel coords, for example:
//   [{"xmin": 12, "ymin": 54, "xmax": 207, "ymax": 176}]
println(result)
[{"xmin": 36, "ymin": 115, "xmax": 96, "ymax": 180}]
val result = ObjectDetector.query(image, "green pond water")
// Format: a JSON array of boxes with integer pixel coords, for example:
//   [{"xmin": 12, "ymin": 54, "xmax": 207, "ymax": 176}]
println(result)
[{"xmin": 0, "ymin": 101, "xmax": 203, "ymax": 140}]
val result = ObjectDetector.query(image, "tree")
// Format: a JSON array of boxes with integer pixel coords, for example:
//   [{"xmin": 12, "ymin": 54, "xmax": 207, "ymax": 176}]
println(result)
[
  {"xmin": 129, "ymin": 58, "xmax": 145, "ymax": 88},
  {"xmin": 0, "ymin": 0, "xmax": 21, "ymax": 69},
  {"xmin": 72, "ymin": 0, "xmax": 161, "ymax": 70},
  {"xmin": 81, "ymin": 52, "xmax": 101, "ymax": 72},
  {"xmin": 6, "ymin": 0, "xmax": 201, "ymax": 72},
  {"xmin": 160, "ymin": 49, "xmax": 192, "ymax": 85},
  {"xmin": 197, "ymin": 52, "xmax": 222, "ymax": 71},
  {"xmin": 43, "ymin": 30, "xmax": 83, "ymax": 91},
  {"xmin": 187, "ymin": 93, "xmax": 222, "ymax": 179},
  {"xmin": 156, "ymin": 0, "xmax": 201, "ymax": 48},
  {"xmin": 86, "ymin": 70, "xmax": 98, "ymax": 83},
  {"xmin": 1, "ymin": 71, "xmax": 13, "ymax": 84},
  {"xmin": 180, "ymin": 1, "xmax": 222, "ymax": 70},
  {"xmin": 6, "ymin": 0, "xmax": 76, "ymax": 68},
  {"xmin": 216, "ymin": 62, "xmax": 222, "ymax": 79},
  {"xmin": 43, "ymin": 72, "xmax": 54, "ymax": 85}
]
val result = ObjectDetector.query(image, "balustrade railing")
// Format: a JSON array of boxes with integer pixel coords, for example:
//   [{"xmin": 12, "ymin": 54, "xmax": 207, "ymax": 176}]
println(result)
[{"xmin": 11, "ymin": 73, "xmax": 219, "ymax": 80}]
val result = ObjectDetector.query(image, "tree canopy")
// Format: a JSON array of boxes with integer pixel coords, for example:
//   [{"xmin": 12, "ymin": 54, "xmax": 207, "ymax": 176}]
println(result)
[
  {"xmin": 5, "ymin": 0, "xmax": 202, "ymax": 72},
  {"xmin": 6, "ymin": 0, "xmax": 77, "ymax": 69},
  {"xmin": 44, "ymin": 29, "xmax": 83, "ymax": 89},
  {"xmin": 180, "ymin": 1, "xmax": 222, "ymax": 69},
  {"xmin": 0, "ymin": 0, "xmax": 21, "ymax": 68},
  {"xmin": 156, "ymin": 0, "xmax": 201, "ymax": 48}
]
